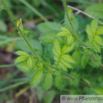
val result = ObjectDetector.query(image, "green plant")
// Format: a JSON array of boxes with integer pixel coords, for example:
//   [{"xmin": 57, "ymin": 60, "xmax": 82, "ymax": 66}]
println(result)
[{"xmin": 1, "ymin": 0, "xmax": 103, "ymax": 96}]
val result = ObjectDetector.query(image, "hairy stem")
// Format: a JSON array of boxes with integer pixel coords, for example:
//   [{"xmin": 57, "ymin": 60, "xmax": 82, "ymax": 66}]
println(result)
[
  {"xmin": 18, "ymin": 29, "xmax": 40, "ymax": 60},
  {"xmin": 62, "ymin": 0, "xmax": 87, "ymax": 47}
]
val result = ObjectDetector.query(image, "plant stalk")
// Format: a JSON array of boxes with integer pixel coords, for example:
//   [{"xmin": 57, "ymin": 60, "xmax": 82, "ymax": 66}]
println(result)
[
  {"xmin": 62, "ymin": 0, "xmax": 87, "ymax": 48},
  {"xmin": 0, "ymin": 64, "xmax": 15, "ymax": 68}
]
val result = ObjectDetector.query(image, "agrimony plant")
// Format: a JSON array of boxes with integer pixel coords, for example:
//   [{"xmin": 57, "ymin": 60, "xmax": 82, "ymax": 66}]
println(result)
[{"xmin": 1, "ymin": 0, "xmax": 103, "ymax": 94}]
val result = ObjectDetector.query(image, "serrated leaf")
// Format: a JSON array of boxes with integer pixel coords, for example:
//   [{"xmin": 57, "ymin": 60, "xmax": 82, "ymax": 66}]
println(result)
[
  {"xmin": 94, "ymin": 35, "xmax": 103, "ymax": 46},
  {"xmin": 30, "ymin": 70, "xmax": 43, "ymax": 88},
  {"xmin": 72, "ymin": 50, "xmax": 81, "ymax": 68},
  {"xmin": 55, "ymin": 76, "xmax": 66, "ymax": 91},
  {"xmin": 37, "ymin": 21, "xmax": 62, "ymax": 33},
  {"xmin": 0, "ymin": 20, "xmax": 7, "ymax": 32},
  {"xmin": 57, "ymin": 27, "xmax": 72, "ymax": 37},
  {"xmin": 86, "ymin": 25, "xmax": 93, "ymax": 40},
  {"xmin": 85, "ymin": 4, "xmax": 103, "ymax": 19},
  {"xmin": 93, "ymin": 42, "xmax": 101, "ymax": 53},
  {"xmin": 81, "ymin": 55, "xmax": 89, "ymax": 68},
  {"xmin": 91, "ymin": 18, "xmax": 98, "ymax": 35},
  {"xmin": 27, "ymin": 57, "xmax": 33, "ymax": 69},
  {"xmin": 62, "ymin": 43, "xmax": 75, "ymax": 54},
  {"xmin": 44, "ymin": 72, "xmax": 53, "ymax": 90},
  {"xmin": 57, "ymin": 37, "xmax": 64, "ymax": 43},
  {"xmin": 89, "ymin": 54, "xmax": 101, "ymax": 68},
  {"xmin": 16, "ymin": 61, "xmax": 30, "ymax": 72},
  {"xmin": 70, "ymin": 72, "xmax": 79, "ymax": 87},
  {"xmin": 62, "ymin": 45, "xmax": 68, "ymax": 53},
  {"xmin": 52, "ymin": 48, "xmax": 59, "ymax": 57},
  {"xmin": 54, "ymin": 56, "xmax": 59, "ymax": 62},
  {"xmin": 61, "ymin": 27, "xmax": 70, "ymax": 32},
  {"xmin": 15, "ymin": 56, "xmax": 28, "ymax": 64},
  {"xmin": 93, "ymin": 88, "xmax": 103, "ymax": 95},
  {"xmin": 60, "ymin": 59, "xmax": 73, "ymax": 69},
  {"xmin": 44, "ymin": 90, "xmax": 56, "ymax": 103},
  {"xmin": 59, "ymin": 63, "xmax": 67, "ymax": 71},
  {"xmin": 64, "ymin": 13, "xmax": 78, "ymax": 31},
  {"xmin": 67, "ymin": 35, "xmax": 74, "ymax": 45},
  {"xmin": 62, "ymin": 54, "xmax": 75, "ymax": 64},
  {"xmin": 53, "ymin": 39, "xmax": 61, "ymax": 55},
  {"xmin": 57, "ymin": 32, "xmax": 69, "ymax": 36},
  {"xmin": 15, "ymin": 51, "xmax": 29, "ymax": 56},
  {"xmin": 16, "ymin": 39, "xmax": 43, "ymax": 55},
  {"xmin": 96, "ymin": 26, "xmax": 103, "ymax": 35},
  {"xmin": 39, "ymin": 33, "xmax": 56, "ymax": 43}
]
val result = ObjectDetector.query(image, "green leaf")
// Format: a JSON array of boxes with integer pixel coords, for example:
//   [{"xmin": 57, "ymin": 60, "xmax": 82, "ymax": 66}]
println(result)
[
  {"xmin": 92, "ymin": 42, "xmax": 101, "ymax": 53},
  {"xmin": 53, "ymin": 39, "xmax": 61, "ymax": 55},
  {"xmin": 52, "ymin": 48, "xmax": 59, "ymax": 57},
  {"xmin": 27, "ymin": 57, "xmax": 33, "ymax": 69},
  {"xmin": 57, "ymin": 32, "xmax": 69, "ymax": 36},
  {"xmin": 44, "ymin": 90, "xmax": 56, "ymax": 103},
  {"xmin": 57, "ymin": 27, "xmax": 72, "ymax": 36},
  {"xmin": 44, "ymin": 72, "xmax": 53, "ymax": 90},
  {"xmin": 16, "ymin": 61, "xmax": 30, "ymax": 72},
  {"xmin": 96, "ymin": 26, "xmax": 103, "ymax": 35},
  {"xmin": 86, "ymin": 25, "xmax": 93, "ymax": 40},
  {"xmin": 93, "ymin": 87, "xmax": 103, "ymax": 95},
  {"xmin": 59, "ymin": 63, "xmax": 67, "ymax": 71},
  {"xmin": 85, "ymin": 4, "xmax": 103, "ymax": 19},
  {"xmin": 37, "ymin": 21, "xmax": 62, "ymax": 33},
  {"xmin": 62, "ymin": 43, "xmax": 75, "ymax": 54},
  {"xmin": 94, "ymin": 35, "xmax": 103, "ymax": 46},
  {"xmin": 39, "ymin": 33, "xmax": 56, "ymax": 43},
  {"xmin": 89, "ymin": 54, "xmax": 101, "ymax": 68},
  {"xmin": 72, "ymin": 50, "xmax": 81, "ymax": 68},
  {"xmin": 16, "ymin": 39, "xmax": 43, "ymax": 55},
  {"xmin": 60, "ymin": 59, "xmax": 73, "ymax": 69},
  {"xmin": 15, "ymin": 56, "xmax": 28, "ymax": 64},
  {"xmin": 81, "ymin": 55, "xmax": 89, "ymax": 68},
  {"xmin": 55, "ymin": 76, "xmax": 66, "ymax": 90},
  {"xmin": 30, "ymin": 70, "xmax": 43, "ymax": 88},
  {"xmin": 67, "ymin": 35, "xmax": 74, "ymax": 45},
  {"xmin": 0, "ymin": 20, "xmax": 7, "ymax": 32},
  {"xmin": 61, "ymin": 54, "xmax": 75, "ymax": 64},
  {"xmin": 70, "ymin": 72, "xmax": 79, "ymax": 87},
  {"xmin": 91, "ymin": 18, "xmax": 98, "ymax": 35},
  {"xmin": 15, "ymin": 51, "xmax": 29, "ymax": 56},
  {"xmin": 61, "ymin": 27, "xmax": 71, "ymax": 33},
  {"xmin": 64, "ymin": 13, "xmax": 78, "ymax": 31}
]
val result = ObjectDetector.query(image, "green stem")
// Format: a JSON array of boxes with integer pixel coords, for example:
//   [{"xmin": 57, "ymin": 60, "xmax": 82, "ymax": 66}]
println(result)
[
  {"xmin": 0, "ymin": 64, "xmax": 15, "ymax": 68},
  {"xmin": 62, "ymin": 0, "xmax": 87, "ymax": 47},
  {"xmin": 2, "ymin": 0, "xmax": 39, "ymax": 61},
  {"xmin": 1, "ymin": 0, "xmax": 16, "ymax": 23},
  {"xmin": 19, "ymin": 30, "xmax": 40, "ymax": 60}
]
